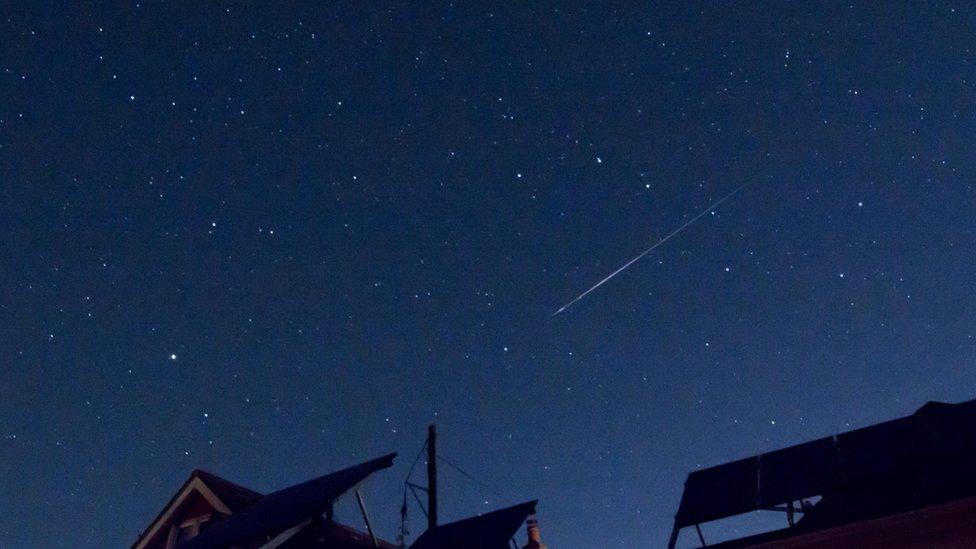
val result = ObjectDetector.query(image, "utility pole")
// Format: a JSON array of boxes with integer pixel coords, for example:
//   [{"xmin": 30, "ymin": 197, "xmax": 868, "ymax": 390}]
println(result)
[{"xmin": 427, "ymin": 424, "xmax": 438, "ymax": 531}]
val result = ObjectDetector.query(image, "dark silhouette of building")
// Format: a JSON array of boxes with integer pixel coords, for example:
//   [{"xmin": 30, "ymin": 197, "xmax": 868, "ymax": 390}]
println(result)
[
  {"xmin": 133, "ymin": 443, "xmax": 543, "ymax": 549},
  {"xmin": 409, "ymin": 500, "xmax": 538, "ymax": 549},
  {"xmin": 668, "ymin": 398, "xmax": 976, "ymax": 548},
  {"xmin": 133, "ymin": 454, "xmax": 398, "ymax": 549}
]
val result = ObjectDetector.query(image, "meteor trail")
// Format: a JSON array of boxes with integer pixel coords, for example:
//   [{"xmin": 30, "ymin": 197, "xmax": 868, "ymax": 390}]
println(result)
[{"xmin": 552, "ymin": 183, "xmax": 749, "ymax": 316}]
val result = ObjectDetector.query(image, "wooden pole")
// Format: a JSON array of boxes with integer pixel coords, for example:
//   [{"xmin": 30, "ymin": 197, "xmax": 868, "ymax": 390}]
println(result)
[{"xmin": 427, "ymin": 424, "xmax": 438, "ymax": 531}]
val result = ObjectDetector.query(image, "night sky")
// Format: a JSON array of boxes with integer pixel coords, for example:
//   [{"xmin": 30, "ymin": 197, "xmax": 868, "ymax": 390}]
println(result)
[{"xmin": 2, "ymin": 2, "xmax": 976, "ymax": 547}]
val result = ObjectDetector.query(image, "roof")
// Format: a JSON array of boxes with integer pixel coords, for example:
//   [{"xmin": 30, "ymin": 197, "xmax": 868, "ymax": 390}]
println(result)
[
  {"xmin": 670, "ymin": 398, "xmax": 976, "ymax": 546},
  {"xmin": 278, "ymin": 521, "xmax": 399, "ymax": 549},
  {"xmin": 191, "ymin": 469, "xmax": 263, "ymax": 510},
  {"xmin": 132, "ymin": 469, "xmax": 263, "ymax": 549},
  {"xmin": 409, "ymin": 500, "xmax": 537, "ymax": 549},
  {"xmin": 710, "ymin": 492, "xmax": 976, "ymax": 548},
  {"xmin": 327, "ymin": 522, "xmax": 399, "ymax": 549},
  {"xmin": 181, "ymin": 453, "xmax": 396, "ymax": 549}
]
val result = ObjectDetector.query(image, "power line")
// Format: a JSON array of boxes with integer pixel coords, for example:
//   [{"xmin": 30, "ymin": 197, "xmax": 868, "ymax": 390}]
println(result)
[{"xmin": 437, "ymin": 453, "xmax": 506, "ymax": 500}]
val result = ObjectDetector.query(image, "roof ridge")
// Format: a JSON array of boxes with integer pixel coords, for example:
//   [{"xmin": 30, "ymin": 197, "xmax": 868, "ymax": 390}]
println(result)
[{"xmin": 191, "ymin": 469, "xmax": 263, "ymax": 498}]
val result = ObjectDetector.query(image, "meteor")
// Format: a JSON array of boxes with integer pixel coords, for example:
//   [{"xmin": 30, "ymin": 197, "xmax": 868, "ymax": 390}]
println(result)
[{"xmin": 552, "ymin": 183, "xmax": 748, "ymax": 316}]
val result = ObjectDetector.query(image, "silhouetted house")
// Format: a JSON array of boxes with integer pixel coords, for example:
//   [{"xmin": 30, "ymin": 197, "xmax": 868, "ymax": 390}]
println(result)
[
  {"xmin": 668, "ymin": 399, "xmax": 976, "ymax": 548},
  {"xmin": 409, "ymin": 500, "xmax": 538, "ymax": 549},
  {"xmin": 133, "ymin": 454, "xmax": 397, "ymax": 549}
]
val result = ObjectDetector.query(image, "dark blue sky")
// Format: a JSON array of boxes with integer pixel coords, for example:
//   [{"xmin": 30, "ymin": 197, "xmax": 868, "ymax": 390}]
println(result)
[{"xmin": 2, "ymin": 2, "xmax": 975, "ymax": 547}]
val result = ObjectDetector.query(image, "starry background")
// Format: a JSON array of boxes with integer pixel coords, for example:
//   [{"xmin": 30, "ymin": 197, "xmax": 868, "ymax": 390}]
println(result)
[{"xmin": 2, "ymin": 2, "xmax": 976, "ymax": 548}]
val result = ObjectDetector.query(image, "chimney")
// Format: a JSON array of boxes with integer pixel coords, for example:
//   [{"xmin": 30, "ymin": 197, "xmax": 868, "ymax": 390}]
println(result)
[{"xmin": 521, "ymin": 516, "xmax": 547, "ymax": 549}]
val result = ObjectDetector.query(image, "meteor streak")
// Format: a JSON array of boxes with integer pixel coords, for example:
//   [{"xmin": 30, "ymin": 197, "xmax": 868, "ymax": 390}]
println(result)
[{"xmin": 552, "ymin": 183, "xmax": 748, "ymax": 316}]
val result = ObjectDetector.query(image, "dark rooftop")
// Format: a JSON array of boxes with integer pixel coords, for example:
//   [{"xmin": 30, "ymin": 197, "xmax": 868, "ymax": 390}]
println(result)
[
  {"xmin": 669, "ymin": 398, "xmax": 976, "ymax": 547},
  {"xmin": 191, "ymin": 469, "xmax": 263, "ymax": 511},
  {"xmin": 409, "ymin": 500, "xmax": 537, "ymax": 549},
  {"xmin": 181, "ymin": 453, "xmax": 396, "ymax": 549}
]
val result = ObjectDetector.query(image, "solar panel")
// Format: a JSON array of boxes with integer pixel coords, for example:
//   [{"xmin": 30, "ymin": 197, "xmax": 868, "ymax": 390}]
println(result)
[{"xmin": 672, "ymin": 399, "xmax": 976, "ymax": 533}]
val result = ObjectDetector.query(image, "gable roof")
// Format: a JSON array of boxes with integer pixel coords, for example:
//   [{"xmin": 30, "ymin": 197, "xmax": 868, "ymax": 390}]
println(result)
[
  {"xmin": 669, "ymin": 398, "xmax": 976, "ymax": 547},
  {"xmin": 181, "ymin": 453, "xmax": 397, "ymax": 549},
  {"xmin": 132, "ymin": 470, "xmax": 262, "ymax": 549},
  {"xmin": 191, "ymin": 469, "xmax": 263, "ymax": 510},
  {"xmin": 409, "ymin": 500, "xmax": 537, "ymax": 549}
]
